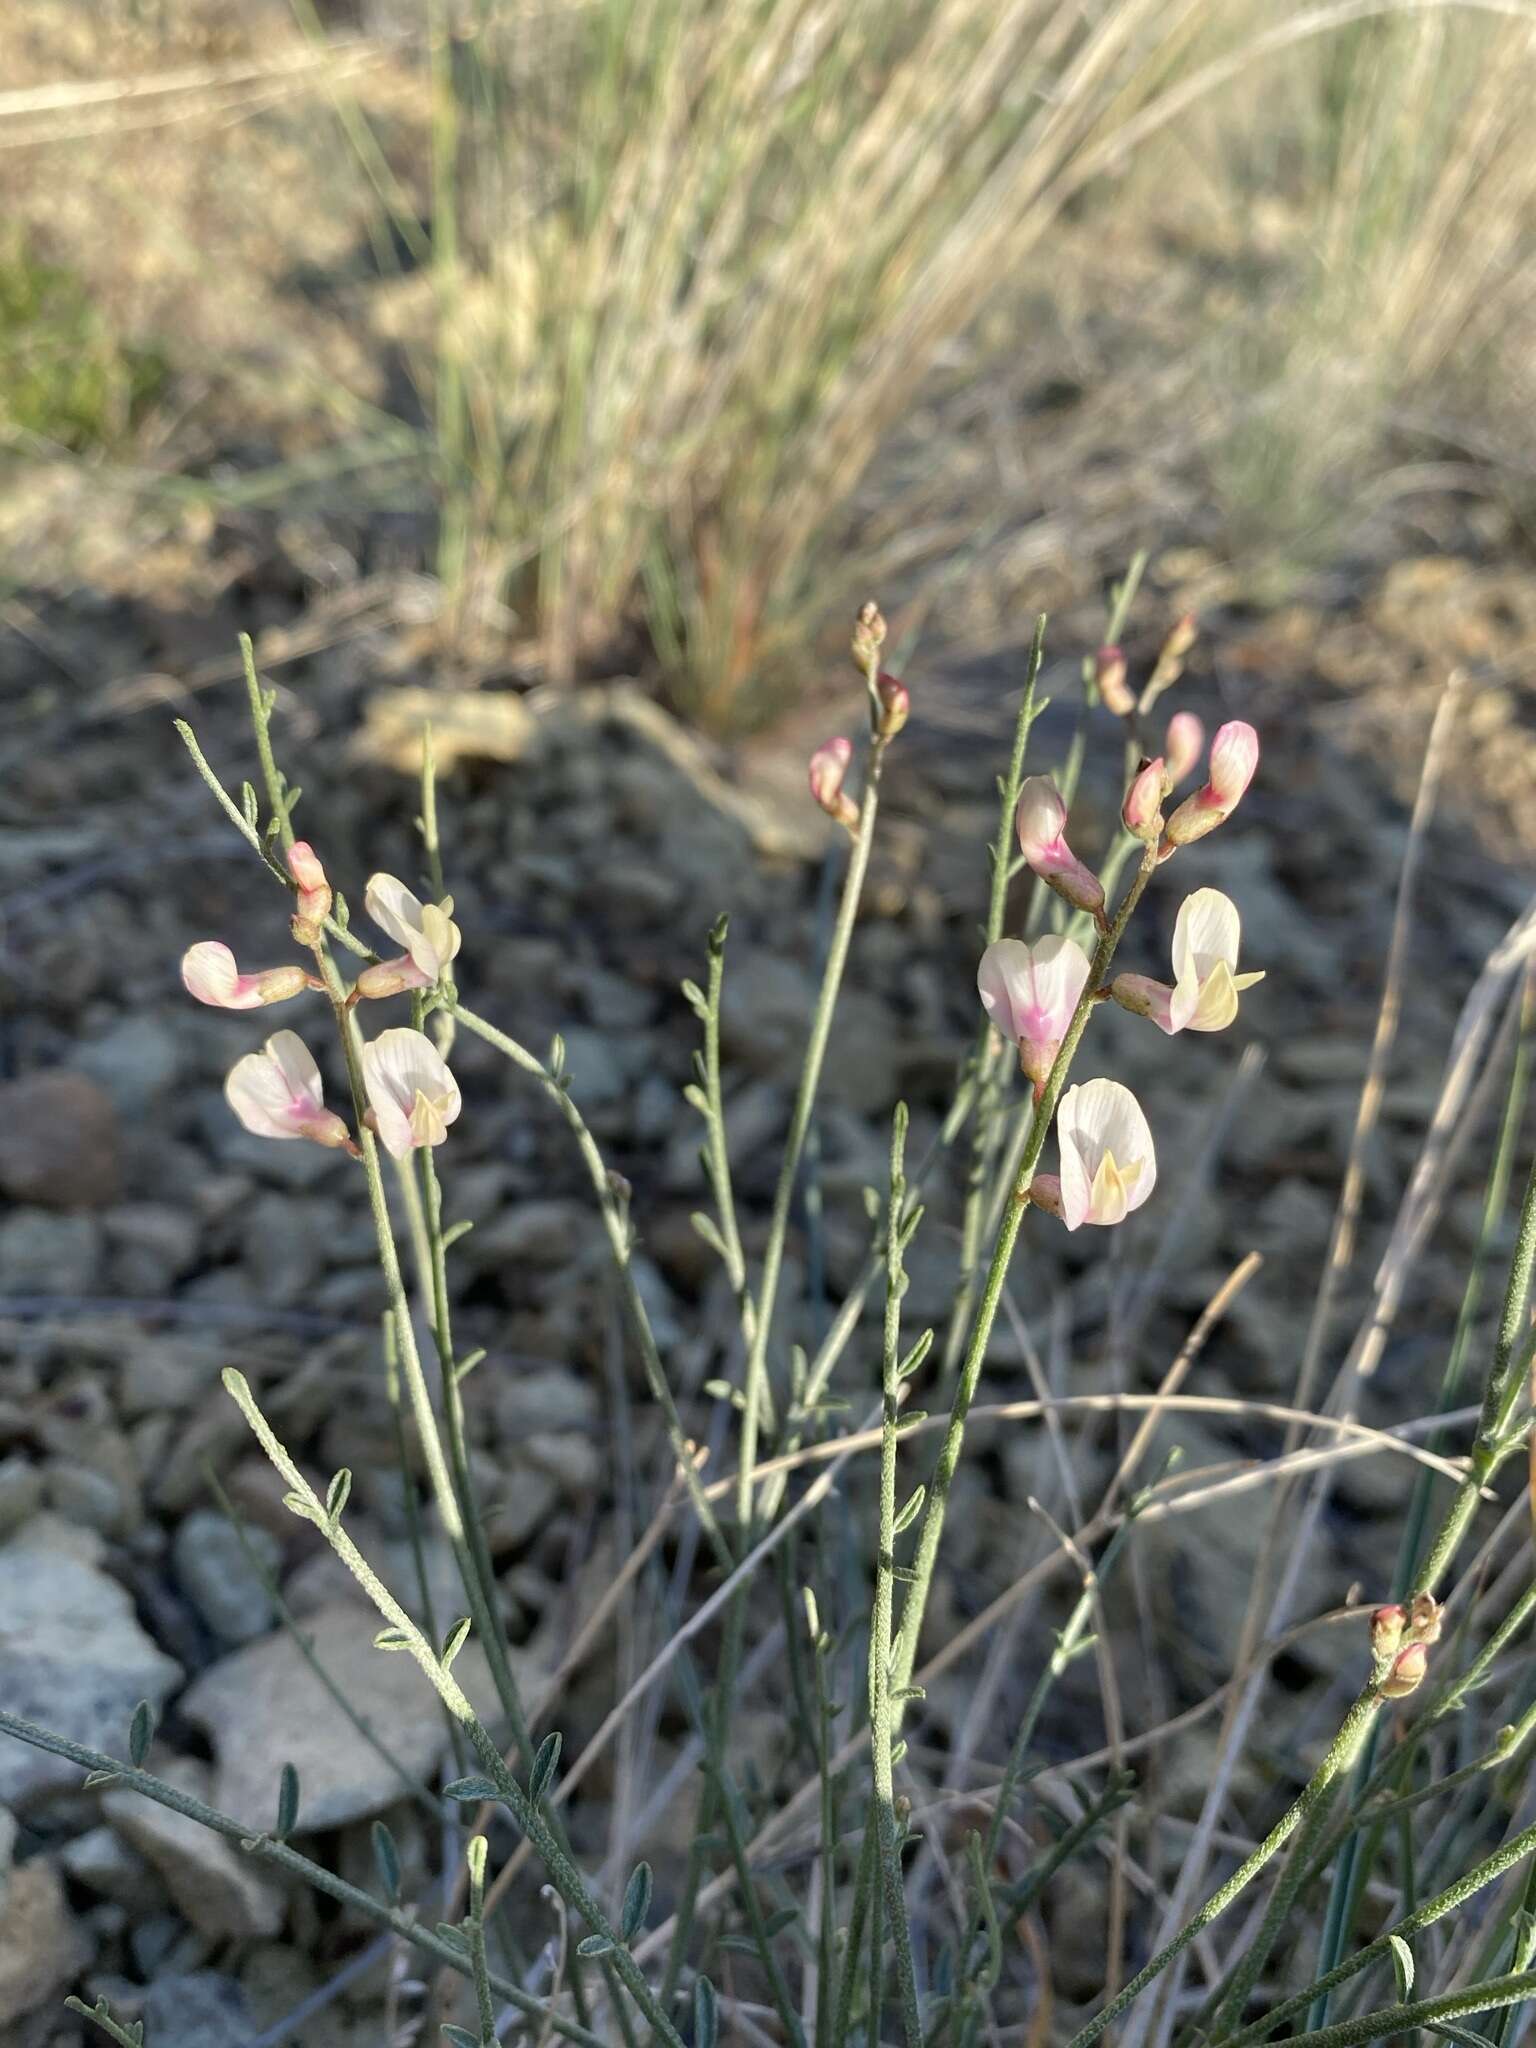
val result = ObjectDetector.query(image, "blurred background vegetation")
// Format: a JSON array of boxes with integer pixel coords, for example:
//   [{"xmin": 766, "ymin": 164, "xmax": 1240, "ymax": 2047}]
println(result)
[{"xmin": 1, "ymin": 0, "xmax": 1533, "ymax": 730}]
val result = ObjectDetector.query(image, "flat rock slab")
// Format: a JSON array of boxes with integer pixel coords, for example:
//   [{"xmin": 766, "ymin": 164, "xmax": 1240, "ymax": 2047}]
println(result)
[
  {"xmin": 0, "ymin": 1525, "xmax": 182, "ymax": 1808},
  {"xmin": 104, "ymin": 1757, "xmax": 285, "ymax": 1939},
  {"xmin": 0, "ymin": 1860, "xmax": 88, "ymax": 2025},
  {"xmin": 179, "ymin": 1599, "xmax": 504, "ymax": 1831}
]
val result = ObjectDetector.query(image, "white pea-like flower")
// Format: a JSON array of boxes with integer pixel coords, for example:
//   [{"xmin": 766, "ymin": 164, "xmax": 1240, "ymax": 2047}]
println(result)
[
  {"xmin": 1111, "ymin": 888, "xmax": 1264, "ymax": 1035},
  {"xmin": 365, "ymin": 873, "xmax": 462, "ymax": 983},
  {"xmin": 184, "ymin": 942, "xmax": 309, "ymax": 1011},
  {"xmin": 1050, "ymin": 1077, "xmax": 1157, "ymax": 1231},
  {"xmin": 225, "ymin": 1031, "xmax": 353, "ymax": 1151},
  {"xmin": 361, "ymin": 1026, "xmax": 462, "ymax": 1159},
  {"xmin": 977, "ymin": 935, "xmax": 1092, "ymax": 1091}
]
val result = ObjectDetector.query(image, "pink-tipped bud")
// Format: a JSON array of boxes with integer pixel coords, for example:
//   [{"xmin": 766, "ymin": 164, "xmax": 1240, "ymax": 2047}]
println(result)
[
  {"xmin": 1122, "ymin": 757, "xmax": 1166, "ymax": 842},
  {"xmin": 1108, "ymin": 972, "xmax": 1176, "ymax": 1033},
  {"xmin": 1164, "ymin": 711, "xmax": 1205, "ymax": 789},
  {"xmin": 809, "ymin": 738, "xmax": 860, "ymax": 834},
  {"xmin": 852, "ymin": 601, "xmax": 887, "ymax": 673},
  {"xmin": 182, "ymin": 942, "xmax": 310, "ymax": 1011},
  {"xmin": 1370, "ymin": 1604, "xmax": 1406, "ymax": 1663},
  {"xmin": 354, "ymin": 955, "xmax": 434, "ymax": 1002},
  {"xmin": 1163, "ymin": 720, "xmax": 1259, "ymax": 848},
  {"xmin": 1381, "ymin": 1641, "xmax": 1429, "ymax": 1699},
  {"xmin": 1096, "ymin": 645, "xmax": 1134, "ymax": 719},
  {"xmin": 1015, "ymin": 777, "xmax": 1106, "ymax": 922},
  {"xmin": 874, "ymin": 671, "xmax": 910, "ymax": 739},
  {"xmin": 287, "ymin": 840, "xmax": 333, "ymax": 944}
]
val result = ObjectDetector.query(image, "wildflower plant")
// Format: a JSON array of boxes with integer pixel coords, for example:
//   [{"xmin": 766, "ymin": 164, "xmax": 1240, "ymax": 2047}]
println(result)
[{"xmin": 6, "ymin": 588, "xmax": 1536, "ymax": 2048}]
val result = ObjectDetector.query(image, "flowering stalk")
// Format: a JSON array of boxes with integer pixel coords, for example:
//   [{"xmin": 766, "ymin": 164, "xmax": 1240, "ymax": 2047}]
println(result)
[
  {"xmin": 892, "ymin": 833, "xmax": 1162, "ymax": 1697},
  {"xmin": 867, "ymin": 1105, "xmax": 923, "ymax": 2048}
]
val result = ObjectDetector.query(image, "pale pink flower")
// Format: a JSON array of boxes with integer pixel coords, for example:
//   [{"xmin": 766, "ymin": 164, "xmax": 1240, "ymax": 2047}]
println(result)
[
  {"xmin": 365, "ymin": 874, "xmax": 462, "ymax": 983},
  {"xmin": 225, "ymin": 1031, "xmax": 353, "ymax": 1151},
  {"xmin": 809, "ymin": 738, "xmax": 860, "ymax": 832},
  {"xmin": 1096, "ymin": 645, "xmax": 1134, "ymax": 718},
  {"xmin": 1164, "ymin": 720, "xmax": 1259, "ymax": 846},
  {"xmin": 1051, "ymin": 1077, "xmax": 1156, "ymax": 1231},
  {"xmin": 354, "ymin": 955, "xmax": 433, "ymax": 1002},
  {"xmin": 361, "ymin": 1027, "xmax": 462, "ymax": 1160},
  {"xmin": 1015, "ymin": 777, "xmax": 1105, "ymax": 922},
  {"xmin": 287, "ymin": 840, "xmax": 332, "ymax": 943},
  {"xmin": 1111, "ymin": 888, "xmax": 1263, "ymax": 1035},
  {"xmin": 1164, "ymin": 711, "xmax": 1204, "ymax": 789},
  {"xmin": 183, "ymin": 942, "xmax": 309, "ymax": 1011},
  {"xmin": 977, "ymin": 935, "xmax": 1092, "ymax": 1091},
  {"xmin": 1122, "ymin": 757, "xmax": 1166, "ymax": 842}
]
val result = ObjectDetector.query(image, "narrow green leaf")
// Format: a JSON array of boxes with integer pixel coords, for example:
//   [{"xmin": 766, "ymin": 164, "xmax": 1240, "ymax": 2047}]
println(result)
[
  {"xmin": 373, "ymin": 1819, "xmax": 402, "ymax": 1903},
  {"xmin": 276, "ymin": 1761, "xmax": 300, "ymax": 1839},
  {"xmin": 282, "ymin": 1491, "xmax": 322, "ymax": 1526},
  {"xmin": 373, "ymin": 1627, "xmax": 414, "ymax": 1653},
  {"xmin": 529, "ymin": 1730, "xmax": 562, "ymax": 1802},
  {"xmin": 453, "ymin": 1348, "xmax": 487, "ymax": 1383},
  {"xmin": 128, "ymin": 1700, "xmax": 153, "ymax": 1767},
  {"xmin": 442, "ymin": 2027, "xmax": 481, "ymax": 2048},
  {"xmin": 326, "ymin": 1468, "xmax": 352, "ymax": 1526},
  {"xmin": 240, "ymin": 782, "xmax": 259, "ymax": 827},
  {"xmin": 694, "ymin": 1973, "xmax": 719, "ymax": 2048},
  {"xmin": 682, "ymin": 1083, "xmax": 709, "ymax": 1115},
  {"xmin": 82, "ymin": 1769, "xmax": 122, "ymax": 1790},
  {"xmin": 441, "ymin": 1616, "xmax": 472, "ymax": 1669},
  {"xmin": 763, "ymin": 1906, "xmax": 799, "ymax": 1937},
  {"xmin": 441, "ymin": 1218, "xmax": 474, "ymax": 1250},
  {"xmin": 435, "ymin": 1923, "xmax": 470, "ymax": 1954},
  {"xmin": 680, "ymin": 978, "xmax": 709, "ymax": 1019},
  {"xmin": 892, "ymin": 1485, "xmax": 926, "ymax": 1536},
  {"xmin": 621, "ymin": 1860, "xmax": 653, "ymax": 1941},
  {"xmin": 443, "ymin": 1776, "xmax": 499, "ymax": 1804},
  {"xmin": 466, "ymin": 1833, "xmax": 488, "ymax": 1889},
  {"xmin": 898, "ymin": 1329, "xmax": 934, "ymax": 1381},
  {"xmin": 1390, "ymin": 1934, "xmax": 1415, "ymax": 2000},
  {"xmin": 547, "ymin": 1033, "xmax": 566, "ymax": 1077},
  {"xmin": 894, "ymin": 1410, "xmax": 929, "ymax": 1433},
  {"xmin": 576, "ymin": 1933, "xmax": 614, "ymax": 1958}
]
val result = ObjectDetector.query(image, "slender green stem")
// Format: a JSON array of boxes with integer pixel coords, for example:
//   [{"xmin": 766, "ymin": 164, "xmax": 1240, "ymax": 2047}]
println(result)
[
  {"xmin": 221, "ymin": 1369, "xmax": 685, "ymax": 2048},
  {"xmin": 736, "ymin": 735, "xmax": 890, "ymax": 1529},
  {"xmin": 833, "ymin": 1822, "xmax": 879, "ymax": 2048},
  {"xmin": 1209, "ymin": 1767, "xmax": 1351, "ymax": 2034},
  {"xmin": 808, "ymin": 1596, "xmax": 842, "ymax": 2048},
  {"xmin": 1063, "ymin": 1686, "xmax": 1384, "ymax": 2048},
  {"xmin": 868, "ymin": 1106, "xmax": 923, "ymax": 2048},
  {"xmin": 1245, "ymin": 1970, "xmax": 1536, "ymax": 2048},
  {"xmin": 893, "ymin": 838, "xmax": 1160, "ymax": 1696},
  {"xmin": 3, "ymin": 1710, "xmax": 603, "ymax": 2048},
  {"xmin": 467, "ymin": 1835, "xmax": 498, "ymax": 2048}
]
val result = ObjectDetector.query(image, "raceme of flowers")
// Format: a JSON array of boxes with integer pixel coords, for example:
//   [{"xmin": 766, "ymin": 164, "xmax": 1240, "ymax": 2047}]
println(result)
[
  {"xmin": 182, "ymin": 843, "xmax": 463, "ymax": 1160},
  {"xmin": 981, "ymin": 715, "xmax": 1261, "ymax": 1229}
]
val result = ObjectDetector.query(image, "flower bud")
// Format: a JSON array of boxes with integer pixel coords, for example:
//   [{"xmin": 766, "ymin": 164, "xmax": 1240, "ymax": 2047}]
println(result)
[
  {"xmin": 1015, "ymin": 777, "xmax": 1106, "ymax": 923},
  {"xmin": 1108, "ymin": 972, "xmax": 1175, "ymax": 1033},
  {"xmin": 1143, "ymin": 612, "xmax": 1198, "ymax": 711},
  {"xmin": 809, "ymin": 738, "xmax": 860, "ymax": 833},
  {"xmin": 1096, "ymin": 645, "xmax": 1134, "ymax": 719},
  {"xmin": 852, "ymin": 601, "xmax": 887, "ymax": 674},
  {"xmin": 354, "ymin": 955, "xmax": 433, "ymax": 1002},
  {"xmin": 1163, "ymin": 720, "xmax": 1259, "ymax": 848},
  {"xmin": 1381, "ymin": 1641, "xmax": 1429, "ymax": 1699},
  {"xmin": 287, "ymin": 840, "xmax": 333, "ymax": 945},
  {"xmin": 1164, "ymin": 711, "xmax": 1204, "ymax": 789},
  {"xmin": 183, "ymin": 942, "xmax": 310, "ymax": 1011},
  {"xmin": 874, "ymin": 671, "xmax": 910, "ymax": 739},
  {"xmin": 1027, "ymin": 1173, "xmax": 1064, "ymax": 1220},
  {"xmin": 1370, "ymin": 1604, "xmax": 1406, "ymax": 1663},
  {"xmin": 1408, "ymin": 1592, "xmax": 1443, "ymax": 1645},
  {"xmin": 1122, "ymin": 757, "xmax": 1166, "ymax": 842}
]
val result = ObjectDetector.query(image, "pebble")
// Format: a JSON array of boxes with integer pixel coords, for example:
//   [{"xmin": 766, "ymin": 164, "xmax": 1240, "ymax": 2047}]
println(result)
[
  {"xmin": 0, "ymin": 1860, "xmax": 88, "ymax": 2024},
  {"xmin": 142, "ymin": 1968, "xmax": 254, "ymax": 2048},
  {"xmin": 171, "ymin": 1507, "xmax": 281, "ymax": 1644},
  {"xmin": 61, "ymin": 1823, "xmax": 164, "ymax": 1906},
  {"xmin": 0, "ymin": 1070, "xmax": 121, "ymax": 1208},
  {"xmin": 243, "ymin": 1191, "xmax": 334, "ymax": 1306},
  {"xmin": 76, "ymin": 1014, "xmax": 181, "ymax": 1116},
  {"xmin": 104, "ymin": 1758, "xmax": 286, "ymax": 1940},
  {"xmin": 102, "ymin": 1202, "xmax": 202, "ymax": 1294},
  {"xmin": 0, "ymin": 1209, "xmax": 104, "ymax": 1298},
  {"xmin": 0, "ymin": 1521, "xmax": 183, "ymax": 1808}
]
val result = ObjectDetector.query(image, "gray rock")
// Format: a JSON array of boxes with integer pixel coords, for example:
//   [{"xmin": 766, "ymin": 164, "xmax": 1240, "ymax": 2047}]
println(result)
[
  {"xmin": 42, "ymin": 1460, "xmax": 127, "ymax": 1536},
  {"xmin": 61, "ymin": 1823, "xmax": 164, "ymax": 1906},
  {"xmin": 560, "ymin": 1025, "xmax": 630, "ymax": 1106},
  {"xmin": 103, "ymin": 1202, "xmax": 202, "ymax": 1294},
  {"xmin": 0, "ymin": 1071, "xmax": 121, "ymax": 1209},
  {"xmin": 0, "ymin": 1860, "xmax": 89, "ymax": 2025},
  {"xmin": 243, "ymin": 1192, "xmax": 334, "ymax": 1306},
  {"xmin": 0, "ymin": 1456, "xmax": 42, "ymax": 1539},
  {"xmin": 0, "ymin": 1804, "xmax": 14, "ymax": 1911},
  {"xmin": 172, "ymin": 1508, "xmax": 280, "ymax": 1644},
  {"xmin": 180, "ymin": 1600, "xmax": 503, "ymax": 1831},
  {"xmin": 104, "ymin": 1758, "xmax": 285, "ymax": 1940},
  {"xmin": 76, "ymin": 1014, "xmax": 180, "ymax": 1116},
  {"xmin": 464, "ymin": 1200, "xmax": 587, "ymax": 1274},
  {"xmin": 0, "ymin": 1209, "xmax": 103, "ymax": 1297},
  {"xmin": 0, "ymin": 1522, "xmax": 182, "ymax": 1807},
  {"xmin": 142, "ymin": 1970, "xmax": 253, "ymax": 2048}
]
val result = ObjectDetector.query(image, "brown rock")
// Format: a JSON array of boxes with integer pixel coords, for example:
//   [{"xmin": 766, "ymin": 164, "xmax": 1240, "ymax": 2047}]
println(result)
[
  {"xmin": 104, "ymin": 1758, "xmax": 286, "ymax": 1940},
  {"xmin": 0, "ymin": 1859, "xmax": 89, "ymax": 2024},
  {"xmin": 0, "ymin": 1071, "xmax": 121, "ymax": 1209}
]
